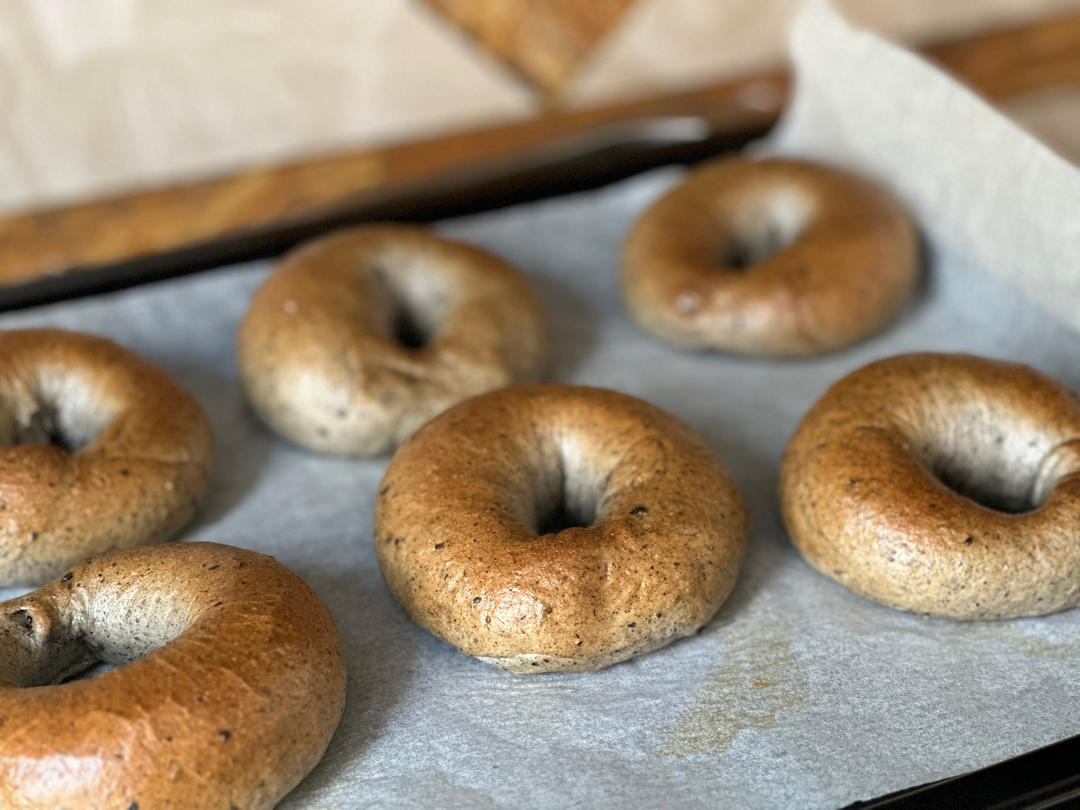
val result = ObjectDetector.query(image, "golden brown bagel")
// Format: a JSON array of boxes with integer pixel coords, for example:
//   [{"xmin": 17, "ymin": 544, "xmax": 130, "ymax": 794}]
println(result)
[
  {"xmin": 238, "ymin": 225, "xmax": 549, "ymax": 456},
  {"xmin": 375, "ymin": 385, "xmax": 748, "ymax": 672},
  {"xmin": 0, "ymin": 329, "xmax": 213, "ymax": 586},
  {"xmin": 0, "ymin": 541, "xmax": 346, "ymax": 810},
  {"xmin": 780, "ymin": 353, "xmax": 1080, "ymax": 619},
  {"xmin": 621, "ymin": 157, "xmax": 919, "ymax": 356}
]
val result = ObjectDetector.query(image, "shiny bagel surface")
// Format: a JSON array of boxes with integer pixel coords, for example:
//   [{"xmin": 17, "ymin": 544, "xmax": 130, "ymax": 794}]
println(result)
[
  {"xmin": 0, "ymin": 542, "xmax": 346, "ymax": 810},
  {"xmin": 375, "ymin": 385, "xmax": 748, "ymax": 672},
  {"xmin": 238, "ymin": 225, "xmax": 549, "ymax": 456},
  {"xmin": 621, "ymin": 157, "xmax": 918, "ymax": 356},
  {"xmin": 0, "ymin": 329, "xmax": 213, "ymax": 586},
  {"xmin": 781, "ymin": 353, "xmax": 1080, "ymax": 619}
]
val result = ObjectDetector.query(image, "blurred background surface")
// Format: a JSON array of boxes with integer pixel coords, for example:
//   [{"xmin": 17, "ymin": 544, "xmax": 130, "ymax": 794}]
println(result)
[{"xmin": 3, "ymin": 0, "xmax": 1080, "ymax": 215}]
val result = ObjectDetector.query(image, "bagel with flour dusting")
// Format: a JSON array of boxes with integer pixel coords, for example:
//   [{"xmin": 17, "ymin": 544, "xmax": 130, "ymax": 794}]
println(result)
[
  {"xmin": 0, "ymin": 541, "xmax": 346, "ymax": 809},
  {"xmin": 238, "ymin": 225, "xmax": 549, "ymax": 456},
  {"xmin": 375, "ymin": 385, "xmax": 748, "ymax": 672},
  {"xmin": 781, "ymin": 353, "xmax": 1080, "ymax": 619},
  {"xmin": 0, "ymin": 329, "xmax": 213, "ymax": 586},
  {"xmin": 621, "ymin": 156, "xmax": 918, "ymax": 356}
]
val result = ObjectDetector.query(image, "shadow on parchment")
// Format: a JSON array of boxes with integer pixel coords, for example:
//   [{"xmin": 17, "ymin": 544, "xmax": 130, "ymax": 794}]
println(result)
[
  {"xmin": 163, "ymin": 365, "xmax": 273, "ymax": 531},
  {"xmin": 277, "ymin": 564, "xmax": 419, "ymax": 807},
  {"xmin": 692, "ymin": 428, "xmax": 790, "ymax": 637}
]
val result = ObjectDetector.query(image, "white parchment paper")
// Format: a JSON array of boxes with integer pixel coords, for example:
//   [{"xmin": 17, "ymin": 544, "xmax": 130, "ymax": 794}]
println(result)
[
  {"xmin": 771, "ymin": 0, "xmax": 1080, "ymax": 334},
  {"xmin": 3, "ymin": 3, "xmax": 1080, "ymax": 807}
]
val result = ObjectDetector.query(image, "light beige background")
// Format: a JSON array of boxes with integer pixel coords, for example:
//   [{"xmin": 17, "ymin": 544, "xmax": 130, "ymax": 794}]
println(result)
[{"xmin": 1, "ymin": 0, "xmax": 1078, "ymax": 213}]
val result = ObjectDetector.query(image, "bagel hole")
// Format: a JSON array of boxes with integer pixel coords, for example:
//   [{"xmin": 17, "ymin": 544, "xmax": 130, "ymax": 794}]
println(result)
[
  {"xmin": 0, "ymin": 606, "xmax": 112, "ymax": 687},
  {"xmin": 7, "ymin": 405, "xmax": 84, "ymax": 453},
  {"xmin": 931, "ymin": 462, "xmax": 1032, "ymax": 514},
  {"xmin": 723, "ymin": 222, "xmax": 790, "ymax": 269},
  {"xmin": 918, "ymin": 436, "xmax": 1038, "ymax": 514},
  {"xmin": 723, "ymin": 190, "xmax": 812, "ymax": 270},
  {"xmin": 0, "ymin": 583, "xmax": 196, "ymax": 688},
  {"xmin": 65, "ymin": 661, "xmax": 114, "ymax": 682},
  {"xmin": 371, "ymin": 261, "xmax": 444, "ymax": 351},
  {"xmin": 534, "ymin": 496, "xmax": 595, "ymax": 536},
  {"xmin": 392, "ymin": 306, "xmax": 430, "ymax": 350}
]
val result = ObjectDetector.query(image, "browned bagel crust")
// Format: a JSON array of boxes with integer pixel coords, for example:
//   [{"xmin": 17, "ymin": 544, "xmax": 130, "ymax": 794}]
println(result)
[
  {"xmin": 621, "ymin": 157, "xmax": 919, "ymax": 356},
  {"xmin": 0, "ymin": 542, "xmax": 346, "ymax": 810},
  {"xmin": 0, "ymin": 329, "xmax": 213, "ymax": 586},
  {"xmin": 375, "ymin": 385, "xmax": 748, "ymax": 672},
  {"xmin": 780, "ymin": 353, "xmax": 1080, "ymax": 619},
  {"xmin": 238, "ymin": 225, "xmax": 549, "ymax": 456}
]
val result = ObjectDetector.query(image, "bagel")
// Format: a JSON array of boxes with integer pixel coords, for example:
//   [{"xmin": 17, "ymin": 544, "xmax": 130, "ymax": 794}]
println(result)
[
  {"xmin": 375, "ymin": 385, "xmax": 748, "ymax": 672},
  {"xmin": 0, "ymin": 541, "xmax": 346, "ymax": 809},
  {"xmin": 780, "ymin": 353, "xmax": 1080, "ymax": 619},
  {"xmin": 238, "ymin": 225, "xmax": 549, "ymax": 456},
  {"xmin": 621, "ymin": 156, "xmax": 918, "ymax": 356},
  {"xmin": 0, "ymin": 329, "xmax": 213, "ymax": 586}
]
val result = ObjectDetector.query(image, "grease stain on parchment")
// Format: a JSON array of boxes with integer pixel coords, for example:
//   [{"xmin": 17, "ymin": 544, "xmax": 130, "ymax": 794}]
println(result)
[{"xmin": 662, "ymin": 619, "xmax": 808, "ymax": 757}]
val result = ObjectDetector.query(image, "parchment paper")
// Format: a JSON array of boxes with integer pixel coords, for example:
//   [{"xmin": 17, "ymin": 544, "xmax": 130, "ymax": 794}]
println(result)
[
  {"xmin": 3, "ymin": 3, "xmax": 1080, "ymax": 807},
  {"xmin": 770, "ymin": 0, "xmax": 1080, "ymax": 334}
]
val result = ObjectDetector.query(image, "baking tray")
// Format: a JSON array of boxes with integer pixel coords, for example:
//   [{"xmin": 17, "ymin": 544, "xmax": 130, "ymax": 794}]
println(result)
[
  {"xmin": 2, "ymin": 161, "xmax": 1080, "ymax": 807},
  {"xmin": 4, "ymin": 12, "xmax": 1080, "ymax": 807}
]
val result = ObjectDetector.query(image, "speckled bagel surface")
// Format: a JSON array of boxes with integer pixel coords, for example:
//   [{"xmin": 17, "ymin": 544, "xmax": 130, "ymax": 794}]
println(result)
[
  {"xmin": 238, "ymin": 225, "xmax": 549, "ymax": 456},
  {"xmin": 621, "ymin": 156, "xmax": 918, "ymax": 356},
  {"xmin": 781, "ymin": 353, "xmax": 1080, "ymax": 619},
  {"xmin": 0, "ymin": 542, "xmax": 346, "ymax": 810},
  {"xmin": 0, "ymin": 329, "xmax": 213, "ymax": 586},
  {"xmin": 375, "ymin": 384, "xmax": 748, "ymax": 672}
]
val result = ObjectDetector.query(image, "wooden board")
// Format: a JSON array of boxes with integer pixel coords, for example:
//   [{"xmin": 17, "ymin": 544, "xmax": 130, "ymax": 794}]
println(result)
[
  {"xmin": 2, "ymin": 12, "xmax": 1079, "ymax": 289},
  {"xmin": 423, "ymin": 0, "xmax": 635, "ymax": 96}
]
